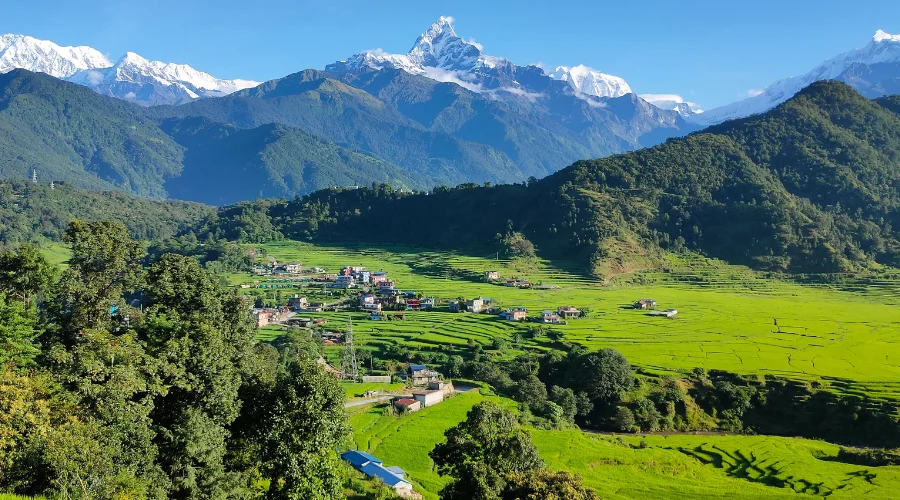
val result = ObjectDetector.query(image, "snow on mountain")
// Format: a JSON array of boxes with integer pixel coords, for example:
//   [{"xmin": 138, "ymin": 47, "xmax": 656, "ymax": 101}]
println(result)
[
  {"xmin": 639, "ymin": 93, "xmax": 703, "ymax": 118},
  {"xmin": 695, "ymin": 30, "xmax": 900, "ymax": 125},
  {"xmin": 326, "ymin": 16, "xmax": 502, "ymax": 91},
  {"xmin": 68, "ymin": 52, "xmax": 260, "ymax": 106},
  {"xmin": 0, "ymin": 34, "xmax": 111, "ymax": 78},
  {"xmin": 327, "ymin": 16, "xmax": 694, "ymax": 115},
  {"xmin": 548, "ymin": 65, "xmax": 632, "ymax": 98}
]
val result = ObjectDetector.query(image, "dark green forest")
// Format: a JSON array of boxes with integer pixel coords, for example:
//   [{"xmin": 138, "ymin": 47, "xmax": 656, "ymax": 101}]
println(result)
[
  {"xmin": 187, "ymin": 81, "xmax": 900, "ymax": 275},
  {"xmin": 0, "ymin": 221, "xmax": 350, "ymax": 499},
  {"xmin": 0, "ymin": 180, "xmax": 213, "ymax": 246}
]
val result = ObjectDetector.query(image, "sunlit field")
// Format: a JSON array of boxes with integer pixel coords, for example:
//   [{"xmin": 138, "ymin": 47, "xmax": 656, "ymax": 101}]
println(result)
[{"xmin": 246, "ymin": 240, "xmax": 900, "ymax": 400}]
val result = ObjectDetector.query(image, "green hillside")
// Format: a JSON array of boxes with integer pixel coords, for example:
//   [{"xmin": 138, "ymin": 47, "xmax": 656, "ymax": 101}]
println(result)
[
  {"xmin": 0, "ymin": 180, "xmax": 213, "ymax": 245},
  {"xmin": 196, "ymin": 81, "xmax": 900, "ymax": 274},
  {"xmin": 0, "ymin": 70, "xmax": 433, "ymax": 203}
]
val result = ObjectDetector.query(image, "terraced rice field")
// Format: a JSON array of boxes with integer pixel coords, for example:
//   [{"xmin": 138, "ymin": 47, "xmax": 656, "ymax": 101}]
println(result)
[
  {"xmin": 535, "ymin": 432, "xmax": 900, "ymax": 499},
  {"xmin": 348, "ymin": 391, "xmax": 508, "ymax": 499},
  {"xmin": 349, "ymin": 392, "xmax": 900, "ymax": 499},
  {"xmin": 252, "ymin": 241, "xmax": 900, "ymax": 399}
]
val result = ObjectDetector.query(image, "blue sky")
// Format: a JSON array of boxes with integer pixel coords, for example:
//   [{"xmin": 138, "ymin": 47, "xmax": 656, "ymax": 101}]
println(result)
[{"xmin": 3, "ymin": 0, "xmax": 900, "ymax": 108}]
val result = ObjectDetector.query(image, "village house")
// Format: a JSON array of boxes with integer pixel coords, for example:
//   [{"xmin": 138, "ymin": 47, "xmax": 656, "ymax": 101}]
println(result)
[
  {"xmin": 558, "ymin": 306, "xmax": 581, "ymax": 319},
  {"xmin": 323, "ymin": 273, "xmax": 338, "ymax": 281},
  {"xmin": 362, "ymin": 302, "xmax": 382, "ymax": 313},
  {"xmin": 500, "ymin": 307, "xmax": 529, "ymax": 321},
  {"xmin": 393, "ymin": 398, "xmax": 421, "ymax": 413},
  {"xmin": 359, "ymin": 294, "xmax": 375, "ymax": 306},
  {"xmin": 306, "ymin": 301, "xmax": 327, "ymax": 312},
  {"xmin": 406, "ymin": 298, "xmax": 421, "ymax": 310},
  {"xmin": 634, "ymin": 299, "xmax": 657, "ymax": 310},
  {"xmin": 540, "ymin": 310, "xmax": 563, "ymax": 324},
  {"xmin": 287, "ymin": 295, "xmax": 308, "ymax": 310},
  {"xmin": 651, "ymin": 308, "xmax": 679, "ymax": 318},
  {"xmin": 466, "ymin": 297, "xmax": 485, "ymax": 313},
  {"xmin": 335, "ymin": 275, "xmax": 356, "ymax": 288},
  {"xmin": 371, "ymin": 272, "xmax": 389, "ymax": 284},
  {"xmin": 377, "ymin": 279, "xmax": 395, "ymax": 289},
  {"xmin": 484, "ymin": 270, "xmax": 500, "ymax": 281},
  {"xmin": 448, "ymin": 300, "xmax": 463, "ymax": 313},
  {"xmin": 376, "ymin": 286, "xmax": 399, "ymax": 297},
  {"xmin": 421, "ymin": 297, "xmax": 436, "ymax": 310},
  {"xmin": 413, "ymin": 389, "xmax": 445, "ymax": 408},
  {"xmin": 340, "ymin": 451, "xmax": 414, "ymax": 496},
  {"xmin": 312, "ymin": 318, "xmax": 328, "ymax": 327},
  {"xmin": 275, "ymin": 262, "xmax": 301, "ymax": 274},
  {"xmin": 377, "ymin": 295, "xmax": 402, "ymax": 306},
  {"xmin": 409, "ymin": 364, "xmax": 442, "ymax": 386},
  {"xmin": 357, "ymin": 270, "xmax": 371, "ymax": 283},
  {"xmin": 254, "ymin": 309, "xmax": 271, "ymax": 327}
]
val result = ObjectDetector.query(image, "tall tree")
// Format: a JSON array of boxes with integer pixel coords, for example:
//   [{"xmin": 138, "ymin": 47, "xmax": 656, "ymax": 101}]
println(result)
[
  {"xmin": 54, "ymin": 221, "xmax": 145, "ymax": 336},
  {"xmin": 0, "ymin": 294, "xmax": 39, "ymax": 370},
  {"xmin": 255, "ymin": 359, "xmax": 349, "ymax": 500},
  {"xmin": 0, "ymin": 244, "xmax": 56, "ymax": 308},
  {"xmin": 431, "ymin": 402, "xmax": 544, "ymax": 500},
  {"xmin": 138, "ymin": 254, "xmax": 257, "ymax": 498}
]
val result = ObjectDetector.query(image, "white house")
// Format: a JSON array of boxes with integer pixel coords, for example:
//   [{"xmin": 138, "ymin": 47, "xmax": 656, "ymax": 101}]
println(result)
[{"xmin": 413, "ymin": 389, "xmax": 444, "ymax": 408}]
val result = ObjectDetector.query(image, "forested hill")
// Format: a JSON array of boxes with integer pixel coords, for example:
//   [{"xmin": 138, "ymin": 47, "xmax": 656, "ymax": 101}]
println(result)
[
  {"xmin": 0, "ymin": 180, "xmax": 213, "ymax": 245},
  {"xmin": 193, "ymin": 81, "xmax": 900, "ymax": 276},
  {"xmin": 0, "ymin": 70, "xmax": 427, "ymax": 204}
]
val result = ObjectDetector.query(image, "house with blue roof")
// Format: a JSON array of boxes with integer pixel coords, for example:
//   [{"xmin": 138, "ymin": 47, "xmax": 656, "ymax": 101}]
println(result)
[
  {"xmin": 341, "ymin": 450, "xmax": 414, "ymax": 495},
  {"xmin": 341, "ymin": 450, "xmax": 381, "ymax": 468}
]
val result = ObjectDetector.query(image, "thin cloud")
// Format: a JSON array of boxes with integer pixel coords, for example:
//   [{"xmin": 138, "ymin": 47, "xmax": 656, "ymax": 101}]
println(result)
[{"xmin": 747, "ymin": 88, "xmax": 765, "ymax": 97}]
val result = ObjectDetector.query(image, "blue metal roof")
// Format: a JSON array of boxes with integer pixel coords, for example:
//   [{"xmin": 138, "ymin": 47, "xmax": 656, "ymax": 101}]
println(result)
[
  {"xmin": 360, "ymin": 462, "xmax": 410, "ymax": 487},
  {"xmin": 341, "ymin": 450, "xmax": 382, "ymax": 468},
  {"xmin": 409, "ymin": 364, "xmax": 428, "ymax": 372}
]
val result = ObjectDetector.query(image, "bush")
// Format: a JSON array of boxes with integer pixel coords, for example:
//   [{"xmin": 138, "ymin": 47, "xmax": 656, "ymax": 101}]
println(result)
[{"xmin": 613, "ymin": 406, "xmax": 636, "ymax": 432}]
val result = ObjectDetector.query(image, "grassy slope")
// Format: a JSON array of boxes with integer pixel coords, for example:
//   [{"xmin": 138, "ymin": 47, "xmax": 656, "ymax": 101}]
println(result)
[
  {"xmin": 245, "ymin": 241, "xmax": 900, "ymax": 399},
  {"xmin": 348, "ymin": 392, "xmax": 900, "ymax": 499}
]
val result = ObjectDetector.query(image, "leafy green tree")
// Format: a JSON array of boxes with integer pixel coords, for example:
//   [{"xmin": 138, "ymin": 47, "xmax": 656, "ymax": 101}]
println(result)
[
  {"xmin": 514, "ymin": 375, "xmax": 548, "ymax": 410},
  {"xmin": 138, "ymin": 253, "xmax": 257, "ymax": 498},
  {"xmin": 0, "ymin": 245, "xmax": 56, "ymax": 307},
  {"xmin": 0, "ymin": 294, "xmax": 39, "ymax": 370},
  {"xmin": 612, "ymin": 406, "xmax": 636, "ymax": 432},
  {"xmin": 430, "ymin": 402, "xmax": 544, "ymax": 500},
  {"xmin": 501, "ymin": 470, "xmax": 598, "ymax": 500},
  {"xmin": 255, "ymin": 359, "xmax": 349, "ymax": 500},
  {"xmin": 568, "ymin": 349, "xmax": 634, "ymax": 407},
  {"xmin": 54, "ymin": 221, "xmax": 145, "ymax": 335},
  {"xmin": 549, "ymin": 386, "xmax": 578, "ymax": 424}
]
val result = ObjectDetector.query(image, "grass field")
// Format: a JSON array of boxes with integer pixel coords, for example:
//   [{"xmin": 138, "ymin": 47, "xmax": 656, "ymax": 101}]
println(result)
[
  {"xmin": 349, "ymin": 392, "xmax": 900, "ymax": 499},
  {"xmin": 247, "ymin": 241, "xmax": 900, "ymax": 400}
]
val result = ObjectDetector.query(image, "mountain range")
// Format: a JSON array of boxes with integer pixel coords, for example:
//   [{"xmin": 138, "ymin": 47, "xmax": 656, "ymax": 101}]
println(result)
[{"xmin": 3, "ymin": 19, "xmax": 900, "ymax": 207}]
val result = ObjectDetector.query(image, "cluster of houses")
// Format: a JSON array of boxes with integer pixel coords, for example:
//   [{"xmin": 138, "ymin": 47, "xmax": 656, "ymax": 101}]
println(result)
[
  {"xmin": 327, "ymin": 265, "xmax": 393, "ymax": 290},
  {"xmin": 634, "ymin": 298, "xmax": 678, "ymax": 318},
  {"xmin": 253, "ymin": 259, "xmax": 302, "ymax": 276},
  {"xmin": 451, "ymin": 302, "xmax": 581, "ymax": 324},
  {"xmin": 391, "ymin": 365, "xmax": 452, "ymax": 413},
  {"xmin": 341, "ymin": 450, "xmax": 415, "ymax": 496},
  {"xmin": 484, "ymin": 270, "xmax": 536, "ymax": 288}
]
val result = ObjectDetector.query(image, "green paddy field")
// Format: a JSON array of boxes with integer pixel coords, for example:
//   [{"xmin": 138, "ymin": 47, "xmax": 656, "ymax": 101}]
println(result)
[
  {"xmin": 247, "ymin": 240, "xmax": 900, "ymax": 400},
  {"xmin": 349, "ymin": 391, "xmax": 900, "ymax": 499}
]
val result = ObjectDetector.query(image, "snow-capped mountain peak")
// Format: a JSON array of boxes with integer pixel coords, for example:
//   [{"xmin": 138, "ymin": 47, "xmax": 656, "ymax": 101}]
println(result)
[
  {"xmin": 328, "ymin": 16, "xmax": 501, "ymax": 78},
  {"xmin": 548, "ymin": 64, "xmax": 632, "ymax": 98},
  {"xmin": 68, "ymin": 51, "xmax": 260, "ymax": 105},
  {"xmin": 695, "ymin": 29, "xmax": 900, "ymax": 125},
  {"xmin": 639, "ymin": 93, "xmax": 703, "ymax": 118},
  {"xmin": 873, "ymin": 29, "xmax": 900, "ymax": 43},
  {"xmin": 0, "ymin": 33, "xmax": 111, "ymax": 78}
]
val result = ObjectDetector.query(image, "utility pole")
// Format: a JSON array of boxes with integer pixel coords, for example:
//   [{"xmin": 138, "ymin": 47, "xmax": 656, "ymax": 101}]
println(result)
[
  {"xmin": 342, "ymin": 314, "xmax": 359, "ymax": 381},
  {"xmin": 31, "ymin": 168, "xmax": 37, "ymax": 184}
]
